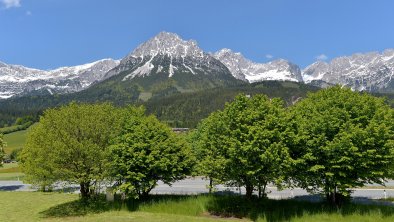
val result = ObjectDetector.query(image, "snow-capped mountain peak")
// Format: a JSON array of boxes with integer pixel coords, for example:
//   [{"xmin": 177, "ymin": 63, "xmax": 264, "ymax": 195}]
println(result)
[
  {"xmin": 0, "ymin": 61, "xmax": 7, "ymax": 68},
  {"xmin": 3, "ymin": 32, "xmax": 394, "ymax": 100},
  {"xmin": 214, "ymin": 49, "xmax": 303, "ymax": 83},
  {"xmin": 0, "ymin": 59, "xmax": 119, "ymax": 99},
  {"xmin": 131, "ymin": 31, "xmax": 204, "ymax": 58},
  {"xmin": 115, "ymin": 32, "xmax": 229, "ymax": 80},
  {"xmin": 301, "ymin": 61, "xmax": 330, "ymax": 83},
  {"xmin": 302, "ymin": 49, "xmax": 394, "ymax": 92}
]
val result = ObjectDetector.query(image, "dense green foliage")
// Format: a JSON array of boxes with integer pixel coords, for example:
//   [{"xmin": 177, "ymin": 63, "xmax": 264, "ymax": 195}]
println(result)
[
  {"xmin": 0, "ymin": 115, "xmax": 36, "ymax": 135},
  {"xmin": 20, "ymin": 103, "xmax": 123, "ymax": 197},
  {"xmin": 289, "ymin": 86, "xmax": 394, "ymax": 204},
  {"xmin": 9, "ymin": 147, "xmax": 23, "ymax": 160},
  {"xmin": 193, "ymin": 95, "xmax": 293, "ymax": 198},
  {"xmin": 0, "ymin": 122, "xmax": 33, "ymax": 135},
  {"xmin": 191, "ymin": 87, "xmax": 394, "ymax": 202},
  {"xmin": 110, "ymin": 106, "xmax": 194, "ymax": 199},
  {"xmin": 19, "ymin": 103, "xmax": 194, "ymax": 199},
  {"xmin": 190, "ymin": 111, "xmax": 228, "ymax": 193}
]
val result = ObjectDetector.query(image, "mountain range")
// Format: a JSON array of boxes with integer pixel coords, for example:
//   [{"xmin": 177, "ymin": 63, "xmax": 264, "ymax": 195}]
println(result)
[
  {"xmin": 1, "ymin": 31, "xmax": 394, "ymax": 100},
  {"xmin": 0, "ymin": 59, "xmax": 119, "ymax": 99}
]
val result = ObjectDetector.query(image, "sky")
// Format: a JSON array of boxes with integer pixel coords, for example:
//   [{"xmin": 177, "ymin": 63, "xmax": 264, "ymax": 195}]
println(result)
[{"xmin": 0, "ymin": 0, "xmax": 394, "ymax": 70}]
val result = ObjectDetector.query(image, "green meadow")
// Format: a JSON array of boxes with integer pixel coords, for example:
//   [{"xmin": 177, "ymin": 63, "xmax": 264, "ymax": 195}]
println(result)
[
  {"xmin": 1, "ymin": 127, "xmax": 29, "ymax": 180},
  {"xmin": 2, "ymin": 127, "xmax": 30, "ymax": 154},
  {"xmin": 0, "ymin": 163, "xmax": 23, "ymax": 181},
  {"xmin": 1, "ymin": 192, "xmax": 394, "ymax": 222}
]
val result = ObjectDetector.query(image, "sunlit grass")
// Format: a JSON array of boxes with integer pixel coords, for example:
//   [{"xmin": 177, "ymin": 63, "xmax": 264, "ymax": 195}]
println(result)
[
  {"xmin": 1, "ymin": 192, "xmax": 393, "ymax": 222},
  {"xmin": 0, "ymin": 163, "xmax": 24, "ymax": 181},
  {"xmin": 3, "ymin": 127, "xmax": 30, "ymax": 154},
  {"xmin": 0, "ymin": 172, "xmax": 24, "ymax": 181}
]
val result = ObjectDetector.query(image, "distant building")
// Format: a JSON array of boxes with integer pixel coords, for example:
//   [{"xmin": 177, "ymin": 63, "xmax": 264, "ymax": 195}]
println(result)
[{"xmin": 172, "ymin": 128, "xmax": 189, "ymax": 133}]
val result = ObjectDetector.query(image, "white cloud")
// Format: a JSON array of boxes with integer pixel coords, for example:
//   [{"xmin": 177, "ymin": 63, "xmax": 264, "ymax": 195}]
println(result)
[
  {"xmin": 265, "ymin": 54, "xmax": 273, "ymax": 59},
  {"xmin": 26, "ymin": 10, "xmax": 32, "ymax": 16},
  {"xmin": 316, "ymin": 54, "xmax": 328, "ymax": 61},
  {"xmin": 1, "ymin": 0, "xmax": 21, "ymax": 9}
]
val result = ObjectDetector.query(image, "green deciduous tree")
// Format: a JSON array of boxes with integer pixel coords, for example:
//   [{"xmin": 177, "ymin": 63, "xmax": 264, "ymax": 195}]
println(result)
[
  {"xmin": 191, "ymin": 111, "xmax": 228, "ymax": 193},
  {"xmin": 20, "ymin": 102, "xmax": 122, "ymax": 198},
  {"xmin": 289, "ymin": 86, "xmax": 394, "ymax": 204},
  {"xmin": 110, "ymin": 106, "xmax": 194, "ymax": 199},
  {"xmin": 194, "ymin": 94, "xmax": 293, "ymax": 198}
]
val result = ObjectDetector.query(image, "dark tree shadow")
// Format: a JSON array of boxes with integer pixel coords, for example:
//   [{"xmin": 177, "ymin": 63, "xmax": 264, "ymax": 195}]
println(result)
[
  {"xmin": 39, "ymin": 193, "xmax": 394, "ymax": 220},
  {"xmin": 0, "ymin": 185, "xmax": 24, "ymax": 191},
  {"xmin": 40, "ymin": 194, "xmax": 200, "ymax": 218},
  {"xmin": 205, "ymin": 195, "xmax": 394, "ymax": 222},
  {"xmin": 40, "ymin": 196, "xmax": 118, "ymax": 217}
]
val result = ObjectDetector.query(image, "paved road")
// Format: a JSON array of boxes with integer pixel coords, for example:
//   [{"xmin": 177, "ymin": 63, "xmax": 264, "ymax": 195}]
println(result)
[{"xmin": 2, "ymin": 178, "xmax": 394, "ymax": 203}]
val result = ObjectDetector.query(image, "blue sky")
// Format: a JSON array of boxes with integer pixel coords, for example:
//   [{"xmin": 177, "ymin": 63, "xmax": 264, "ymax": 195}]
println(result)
[{"xmin": 0, "ymin": 0, "xmax": 393, "ymax": 69}]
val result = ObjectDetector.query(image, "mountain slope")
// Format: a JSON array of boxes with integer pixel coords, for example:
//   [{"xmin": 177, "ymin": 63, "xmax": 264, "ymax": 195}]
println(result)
[{"xmin": 98, "ymin": 32, "xmax": 242, "ymax": 101}]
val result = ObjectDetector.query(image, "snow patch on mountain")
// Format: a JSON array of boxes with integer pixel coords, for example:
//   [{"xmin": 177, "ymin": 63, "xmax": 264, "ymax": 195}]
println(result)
[
  {"xmin": 302, "ymin": 49, "xmax": 394, "ymax": 91},
  {"xmin": 120, "ymin": 32, "xmax": 230, "ymax": 81},
  {"xmin": 214, "ymin": 49, "xmax": 303, "ymax": 83},
  {"xmin": 0, "ymin": 59, "xmax": 119, "ymax": 99}
]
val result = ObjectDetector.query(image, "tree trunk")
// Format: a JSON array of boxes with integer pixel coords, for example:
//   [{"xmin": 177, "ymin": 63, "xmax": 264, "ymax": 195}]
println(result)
[
  {"xmin": 258, "ymin": 181, "xmax": 267, "ymax": 199},
  {"xmin": 209, "ymin": 178, "xmax": 213, "ymax": 194},
  {"xmin": 80, "ymin": 182, "xmax": 91, "ymax": 199},
  {"xmin": 139, "ymin": 184, "xmax": 155, "ymax": 200},
  {"xmin": 326, "ymin": 185, "xmax": 342, "ymax": 205},
  {"xmin": 332, "ymin": 187, "xmax": 336, "ymax": 205},
  {"xmin": 245, "ymin": 183, "xmax": 254, "ymax": 199}
]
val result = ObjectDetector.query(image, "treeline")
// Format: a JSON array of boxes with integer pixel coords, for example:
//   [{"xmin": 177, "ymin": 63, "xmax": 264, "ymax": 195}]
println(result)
[
  {"xmin": 0, "ymin": 116, "xmax": 36, "ymax": 134},
  {"xmin": 0, "ymin": 82, "xmax": 140, "ymax": 128},
  {"xmin": 2, "ymin": 81, "xmax": 394, "ymax": 129},
  {"xmin": 0, "ymin": 81, "xmax": 319, "ymax": 128},
  {"xmin": 16, "ymin": 86, "xmax": 394, "ymax": 205}
]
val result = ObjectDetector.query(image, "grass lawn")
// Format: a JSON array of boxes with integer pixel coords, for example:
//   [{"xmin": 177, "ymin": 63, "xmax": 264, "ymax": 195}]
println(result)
[
  {"xmin": 3, "ymin": 127, "xmax": 30, "ymax": 154},
  {"xmin": 0, "ymin": 163, "xmax": 24, "ymax": 181},
  {"xmin": 0, "ymin": 172, "xmax": 24, "ymax": 181},
  {"xmin": 1, "ymin": 192, "xmax": 394, "ymax": 222},
  {"xmin": 0, "ymin": 192, "xmax": 237, "ymax": 222}
]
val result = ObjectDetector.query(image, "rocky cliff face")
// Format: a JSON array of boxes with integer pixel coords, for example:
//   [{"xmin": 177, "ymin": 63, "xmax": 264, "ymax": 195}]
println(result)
[
  {"xmin": 105, "ymin": 32, "xmax": 231, "ymax": 81},
  {"xmin": 214, "ymin": 48, "xmax": 303, "ymax": 83},
  {"xmin": 302, "ymin": 49, "xmax": 394, "ymax": 92}
]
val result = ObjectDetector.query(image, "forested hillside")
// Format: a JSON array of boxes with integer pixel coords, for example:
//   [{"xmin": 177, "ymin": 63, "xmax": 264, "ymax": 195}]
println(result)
[
  {"xmin": 0, "ymin": 81, "xmax": 317, "ymax": 128},
  {"xmin": 1, "ymin": 80, "xmax": 393, "ymax": 128}
]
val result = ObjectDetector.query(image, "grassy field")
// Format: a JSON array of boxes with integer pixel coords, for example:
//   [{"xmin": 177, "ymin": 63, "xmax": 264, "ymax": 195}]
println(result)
[
  {"xmin": 0, "ymin": 192, "xmax": 236, "ymax": 222},
  {"xmin": 0, "ymin": 163, "xmax": 24, "ymax": 181},
  {"xmin": 2, "ymin": 127, "xmax": 30, "ymax": 154},
  {"xmin": 1, "ymin": 192, "xmax": 394, "ymax": 222},
  {"xmin": 1, "ymin": 127, "xmax": 29, "ymax": 181}
]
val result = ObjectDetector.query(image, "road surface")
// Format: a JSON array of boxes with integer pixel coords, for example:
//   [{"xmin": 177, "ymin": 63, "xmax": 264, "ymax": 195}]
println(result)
[{"xmin": 1, "ymin": 178, "xmax": 394, "ymax": 204}]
